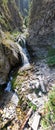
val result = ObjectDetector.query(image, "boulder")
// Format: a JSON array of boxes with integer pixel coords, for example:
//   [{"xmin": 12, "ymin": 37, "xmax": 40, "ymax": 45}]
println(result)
[{"xmin": 0, "ymin": 30, "xmax": 21, "ymax": 85}]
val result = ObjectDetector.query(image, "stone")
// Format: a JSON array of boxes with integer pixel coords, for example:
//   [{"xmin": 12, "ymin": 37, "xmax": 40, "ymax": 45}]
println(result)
[
  {"xmin": 28, "ymin": 112, "xmax": 41, "ymax": 130},
  {"xmin": 11, "ymin": 121, "xmax": 19, "ymax": 130},
  {"xmin": 19, "ymin": 62, "xmax": 31, "ymax": 72},
  {"xmin": 27, "ymin": 93, "xmax": 38, "ymax": 105},
  {"xmin": 38, "ymin": 91, "xmax": 42, "ymax": 97},
  {"xmin": 30, "ymin": 79, "xmax": 40, "ymax": 89},
  {"xmin": 11, "ymin": 93, "xmax": 19, "ymax": 106},
  {"xmin": 0, "ymin": 90, "xmax": 19, "ymax": 130},
  {"xmin": 31, "ymin": 114, "xmax": 41, "ymax": 130},
  {"xmin": 38, "ymin": 76, "xmax": 46, "ymax": 93},
  {"xmin": 0, "ymin": 109, "xmax": 3, "ymax": 115}
]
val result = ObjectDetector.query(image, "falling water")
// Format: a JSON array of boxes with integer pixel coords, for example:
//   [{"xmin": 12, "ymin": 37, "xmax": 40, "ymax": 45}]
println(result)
[{"xmin": 17, "ymin": 36, "xmax": 30, "ymax": 70}]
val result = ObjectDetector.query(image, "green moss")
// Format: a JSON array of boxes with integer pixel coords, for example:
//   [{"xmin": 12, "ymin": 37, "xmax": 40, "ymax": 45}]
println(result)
[
  {"xmin": 47, "ymin": 48, "xmax": 55, "ymax": 66},
  {"xmin": 48, "ymin": 48, "xmax": 55, "ymax": 57},
  {"xmin": 28, "ymin": 101, "xmax": 37, "ymax": 111},
  {"xmin": 11, "ymin": 30, "xmax": 21, "ymax": 39},
  {"xmin": 0, "ymin": 15, "xmax": 8, "ymax": 28},
  {"xmin": 2, "ymin": 0, "xmax": 8, "ymax": 5},
  {"xmin": 11, "ymin": 77, "xmax": 17, "ymax": 90},
  {"xmin": 47, "ymin": 56, "xmax": 55, "ymax": 66},
  {"xmin": 11, "ymin": 71, "xmax": 26, "ymax": 91}
]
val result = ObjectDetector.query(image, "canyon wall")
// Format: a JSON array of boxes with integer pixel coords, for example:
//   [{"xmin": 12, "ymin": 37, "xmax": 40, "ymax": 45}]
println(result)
[
  {"xmin": 28, "ymin": 0, "xmax": 55, "ymax": 57},
  {"xmin": 0, "ymin": 0, "xmax": 23, "ymax": 31}
]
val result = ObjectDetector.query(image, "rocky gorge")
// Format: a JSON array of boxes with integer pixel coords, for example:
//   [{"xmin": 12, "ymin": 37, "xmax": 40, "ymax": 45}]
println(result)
[{"xmin": 0, "ymin": 0, "xmax": 55, "ymax": 130}]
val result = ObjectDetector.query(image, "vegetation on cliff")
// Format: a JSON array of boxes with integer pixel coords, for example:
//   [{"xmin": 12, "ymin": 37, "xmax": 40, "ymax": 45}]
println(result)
[{"xmin": 0, "ymin": 0, "xmax": 23, "ymax": 31}]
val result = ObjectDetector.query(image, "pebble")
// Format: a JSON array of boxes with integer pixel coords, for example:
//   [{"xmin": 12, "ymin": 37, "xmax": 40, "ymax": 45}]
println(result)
[
  {"xmin": 11, "ymin": 93, "xmax": 19, "ymax": 106},
  {"xmin": 38, "ymin": 76, "xmax": 46, "ymax": 93},
  {"xmin": 38, "ymin": 91, "xmax": 42, "ymax": 97}
]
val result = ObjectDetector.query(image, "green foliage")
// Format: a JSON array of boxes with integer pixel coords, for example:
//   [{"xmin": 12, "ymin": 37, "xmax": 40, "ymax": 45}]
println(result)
[
  {"xmin": 11, "ymin": 71, "xmax": 25, "ymax": 90},
  {"xmin": 11, "ymin": 30, "xmax": 21, "ymax": 38},
  {"xmin": 0, "ymin": 15, "xmax": 7, "ymax": 29},
  {"xmin": 49, "ymin": 91, "xmax": 55, "ymax": 104},
  {"xmin": 47, "ymin": 56, "xmax": 55, "ymax": 66},
  {"xmin": 48, "ymin": 48, "xmax": 55, "ymax": 57},
  {"xmin": 28, "ymin": 101, "xmax": 37, "ymax": 111},
  {"xmin": 24, "ymin": 16, "xmax": 29, "ymax": 27},
  {"xmin": 11, "ymin": 76, "xmax": 17, "ymax": 90},
  {"xmin": 47, "ymin": 48, "xmax": 55, "ymax": 66},
  {"xmin": 41, "ymin": 87, "xmax": 55, "ymax": 128}
]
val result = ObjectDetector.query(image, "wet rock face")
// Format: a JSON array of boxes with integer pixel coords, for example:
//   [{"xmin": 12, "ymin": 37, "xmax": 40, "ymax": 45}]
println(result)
[
  {"xmin": 0, "ymin": 31, "xmax": 21, "ymax": 85},
  {"xmin": 28, "ymin": 0, "xmax": 55, "ymax": 57}
]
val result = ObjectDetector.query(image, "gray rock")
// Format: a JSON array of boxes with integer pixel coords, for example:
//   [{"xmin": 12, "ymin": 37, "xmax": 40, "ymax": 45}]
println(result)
[
  {"xmin": 27, "ymin": 0, "xmax": 55, "ymax": 58},
  {"xmin": 38, "ymin": 76, "xmax": 46, "ymax": 93},
  {"xmin": 11, "ymin": 93, "xmax": 19, "ymax": 106},
  {"xmin": 38, "ymin": 91, "xmax": 42, "ymax": 97},
  {"xmin": 30, "ymin": 79, "xmax": 40, "ymax": 89},
  {"xmin": 28, "ymin": 112, "xmax": 41, "ymax": 130}
]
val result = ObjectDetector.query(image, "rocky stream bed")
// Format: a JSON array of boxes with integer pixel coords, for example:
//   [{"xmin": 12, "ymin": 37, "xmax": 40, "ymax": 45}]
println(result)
[
  {"xmin": 0, "ymin": 34, "xmax": 55, "ymax": 130},
  {"xmin": 0, "ymin": 58, "xmax": 55, "ymax": 130}
]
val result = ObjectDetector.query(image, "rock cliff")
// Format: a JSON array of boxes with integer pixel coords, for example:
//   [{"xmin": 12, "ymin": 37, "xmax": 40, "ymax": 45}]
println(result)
[
  {"xmin": 27, "ymin": 0, "xmax": 55, "ymax": 58},
  {"xmin": 0, "ymin": 0, "xmax": 23, "ymax": 85},
  {"xmin": 0, "ymin": 30, "xmax": 21, "ymax": 85},
  {"xmin": 0, "ymin": 0, "xmax": 23, "ymax": 31},
  {"xmin": 17, "ymin": 0, "xmax": 32, "ymax": 17}
]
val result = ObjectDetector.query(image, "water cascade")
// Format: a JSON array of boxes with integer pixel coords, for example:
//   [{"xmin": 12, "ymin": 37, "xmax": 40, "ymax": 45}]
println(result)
[{"xmin": 17, "ymin": 36, "xmax": 30, "ymax": 71}]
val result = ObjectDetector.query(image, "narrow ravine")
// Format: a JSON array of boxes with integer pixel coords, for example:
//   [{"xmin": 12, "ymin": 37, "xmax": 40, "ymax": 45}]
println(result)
[{"xmin": 0, "ymin": 0, "xmax": 55, "ymax": 129}]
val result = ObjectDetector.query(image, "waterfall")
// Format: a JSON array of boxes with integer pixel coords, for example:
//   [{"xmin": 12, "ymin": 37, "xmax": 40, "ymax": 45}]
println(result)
[{"xmin": 17, "ymin": 36, "xmax": 30, "ymax": 69}]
